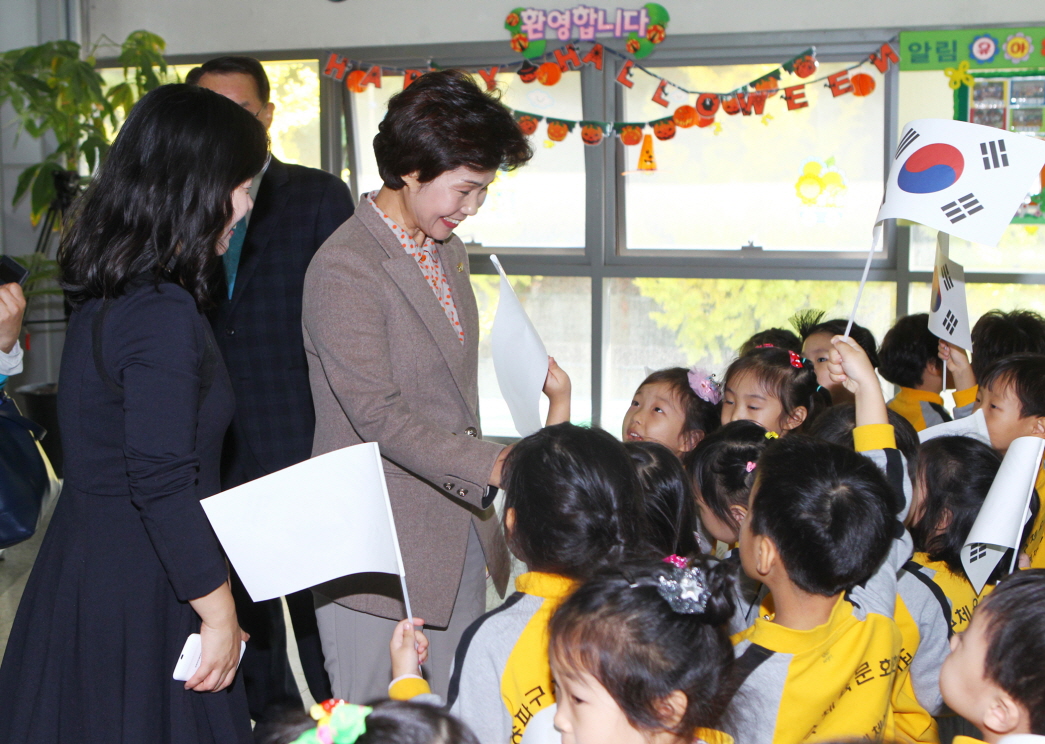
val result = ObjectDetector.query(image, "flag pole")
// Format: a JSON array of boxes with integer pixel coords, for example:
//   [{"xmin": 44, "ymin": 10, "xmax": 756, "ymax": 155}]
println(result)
[{"xmin": 845, "ymin": 223, "xmax": 883, "ymax": 337}]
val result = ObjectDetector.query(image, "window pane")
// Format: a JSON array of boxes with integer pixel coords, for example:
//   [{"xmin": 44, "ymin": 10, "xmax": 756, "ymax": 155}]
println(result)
[
  {"xmin": 603, "ymin": 277, "xmax": 896, "ymax": 437},
  {"xmin": 623, "ymin": 63, "xmax": 885, "ymax": 252},
  {"xmin": 351, "ymin": 72, "xmax": 585, "ymax": 249},
  {"xmin": 473, "ymin": 275, "xmax": 591, "ymax": 436},
  {"xmin": 909, "ymin": 281, "xmax": 1045, "ymax": 327},
  {"xmin": 909, "ymin": 222, "xmax": 1045, "ymax": 273}
]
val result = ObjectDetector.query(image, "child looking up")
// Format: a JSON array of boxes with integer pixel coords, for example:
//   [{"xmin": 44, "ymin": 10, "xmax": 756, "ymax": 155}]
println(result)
[
  {"xmin": 623, "ymin": 367, "xmax": 721, "ymax": 456},
  {"xmin": 939, "ymin": 570, "xmax": 1045, "ymax": 743},
  {"xmin": 626, "ymin": 441, "xmax": 702, "ymax": 557},
  {"xmin": 548, "ymin": 557, "xmax": 738, "ymax": 744},
  {"xmin": 791, "ymin": 310, "xmax": 879, "ymax": 406},
  {"xmin": 721, "ymin": 346, "xmax": 828, "ymax": 435},
  {"xmin": 730, "ymin": 335, "xmax": 912, "ymax": 743},
  {"xmin": 878, "ymin": 313, "xmax": 951, "ymax": 432}
]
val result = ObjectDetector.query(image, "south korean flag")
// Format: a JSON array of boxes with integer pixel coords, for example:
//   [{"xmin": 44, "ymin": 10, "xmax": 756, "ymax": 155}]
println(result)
[
  {"xmin": 927, "ymin": 236, "xmax": 972, "ymax": 350},
  {"xmin": 877, "ymin": 119, "xmax": 1045, "ymax": 247}
]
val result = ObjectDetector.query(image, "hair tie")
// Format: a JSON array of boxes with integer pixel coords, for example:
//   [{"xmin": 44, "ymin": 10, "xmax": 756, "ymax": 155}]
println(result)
[
  {"xmin": 787, "ymin": 350, "xmax": 804, "ymax": 369},
  {"xmin": 294, "ymin": 701, "xmax": 372, "ymax": 744},
  {"xmin": 755, "ymin": 343, "xmax": 775, "ymax": 349},
  {"xmin": 687, "ymin": 367, "xmax": 722, "ymax": 405},
  {"xmin": 745, "ymin": 461, "xmax": 756, "ymax": 473},
  {"xmin": 656, "ymin": 564, "xmax": 712, "ymax": 615},
  {"xmin": 663, "ymin": 554, "xmax": 688, "ymax": 569},
  {"xmin": 765, "ymin": 431, "xmax": 779, "ymax": 440}
]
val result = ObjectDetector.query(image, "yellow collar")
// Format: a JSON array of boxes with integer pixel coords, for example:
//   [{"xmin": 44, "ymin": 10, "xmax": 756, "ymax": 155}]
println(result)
[
  {"xmin": 515, "ymin": 571, "xmax": 578, "ymax": 599},
  {"xmin": 746, "ymin": 594, "xmax": 855, "ymax": 653},
  {"xmin": 897, "ymin": 387, "xmax": 944, "ymax": 405}
]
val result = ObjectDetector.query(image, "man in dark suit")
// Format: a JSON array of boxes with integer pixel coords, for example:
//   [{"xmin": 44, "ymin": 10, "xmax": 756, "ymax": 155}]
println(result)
[{"xmin": 187, "ymin": 56, "xmax": 354, "ymax": 721}]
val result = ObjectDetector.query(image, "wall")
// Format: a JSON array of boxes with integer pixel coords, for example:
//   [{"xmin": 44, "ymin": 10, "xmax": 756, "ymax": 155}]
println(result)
[{"xmin": 88, "ymin": 0, "xmax": 1045, "ymax": 56}]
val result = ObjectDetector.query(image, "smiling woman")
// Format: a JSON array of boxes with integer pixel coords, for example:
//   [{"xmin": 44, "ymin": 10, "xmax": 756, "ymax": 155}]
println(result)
[{"xmin": 301, "ymin": 69, "xmax": 533, "ymax": 703}]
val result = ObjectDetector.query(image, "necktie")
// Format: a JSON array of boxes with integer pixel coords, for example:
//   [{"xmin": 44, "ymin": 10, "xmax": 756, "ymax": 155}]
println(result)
[{"xmin": 223, "ymin": 218, "xmax": 248, "ymax": 299}]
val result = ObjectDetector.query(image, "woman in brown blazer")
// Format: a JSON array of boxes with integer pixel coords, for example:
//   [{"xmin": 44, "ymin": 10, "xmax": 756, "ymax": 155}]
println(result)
[{"xmin": 302, "ymin": 70, "xmax": 532, "ymax": 701}]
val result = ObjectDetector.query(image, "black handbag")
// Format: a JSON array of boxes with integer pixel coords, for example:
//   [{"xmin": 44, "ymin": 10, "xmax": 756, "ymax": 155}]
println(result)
[{"xmin": 0, "ymin": 390, "xmax": 55, "ymax": 549}]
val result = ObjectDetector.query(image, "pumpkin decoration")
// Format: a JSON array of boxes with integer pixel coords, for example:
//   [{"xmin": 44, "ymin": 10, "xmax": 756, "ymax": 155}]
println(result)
[
  {"xmin": 721, "ymin": 95, "xmax": 741, "ymax": 115},
  {"xmin": 618, "ymin": 124, "xmax": 644, "ymax": 146},
  {"xmin": 505, "ymin": 11, "xmax": 521, "ymax": 27},
  {"xmin": 850, "ymin": 73, "xmax": 876, "ymax": 97},
  {"xmin": 696, "ymin": 115, "xmax": 715, "ymax": 128},
  {"xmin": 652, "ymin": 117, "xmax": 676, "ymax": 141},
  {"xmin": 647, "ymin": 24, "xmax": 666, "ymax": 44},
  {"xmin": 673, "ymin": 105, "xmax": 697, "ymax": 128},
  {"xmin": 536, "ymin": 62, "xmax": 562, "ymax": 86},
  {"xmin": 547, "ymin": 119, "xmax": 571, "ymax": 142},
  {"xmin": 696, "ymin": 93, "xmax": 720, "ymax": 117},
  {"xmin": 752, "ymin": 73, "xmax": 780, "ymax": 92},
  {"xmin": 625, "ymin": 37, "xmax": 642, "ymax": 55},
  {"xmin": 517, "ymin": 61, "xmax": 538, "ymax": 83},
  {"xmin": 793, "ymin": 55, "xmax": 817, "ymax": 79},
  {"xmin": 346, "ymin": 69, "xmax": 368, "ymax": 93},
  {"xmin": 580, "ymin": 122, "xmax": 606, "ymax": 145},
  {"xmin": 515, "ymin": 114, "xmax": 541, "ymax": 136},
  {"xmin": 510, "ymin": 33, "xmax": 530, "ymax": 54}
]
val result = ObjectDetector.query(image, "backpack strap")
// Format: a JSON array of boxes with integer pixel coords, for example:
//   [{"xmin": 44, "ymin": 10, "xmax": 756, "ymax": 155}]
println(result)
[
  {"xmin": 719, "ymin": 642, "xmax": 775, "ymax": 705},
  {"xmin": 901, "ymin": 560, "xmax": 954, "ymax": 639}
]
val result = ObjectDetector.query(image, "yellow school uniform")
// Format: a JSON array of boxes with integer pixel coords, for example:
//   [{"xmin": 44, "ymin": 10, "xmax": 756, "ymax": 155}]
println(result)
[
  {"xmin": 1025, "ymin": 465, "xmax": 1045, "ymax": 568},
  {"xmin": 887, "ymin": 388, "xmax": 951, "ymax": 432}
]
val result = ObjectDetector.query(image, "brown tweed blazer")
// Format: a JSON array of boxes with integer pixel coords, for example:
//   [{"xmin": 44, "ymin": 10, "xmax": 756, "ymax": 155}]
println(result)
[{"xmin": 302, "ymin": 200, "xmax": 510, "ymax": 626}]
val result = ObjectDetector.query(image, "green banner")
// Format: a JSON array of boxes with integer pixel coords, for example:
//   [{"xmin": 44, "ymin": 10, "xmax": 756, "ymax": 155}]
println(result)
[{"xmin": 899, "ymin": 28, "xmax": 1045, "ymax": 71}]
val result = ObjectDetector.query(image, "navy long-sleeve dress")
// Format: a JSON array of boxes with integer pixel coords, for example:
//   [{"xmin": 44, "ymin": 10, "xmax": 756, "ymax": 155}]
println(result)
[{"xmin": 0, "ymin": 278, "xmax": 252, "ymax": 743}]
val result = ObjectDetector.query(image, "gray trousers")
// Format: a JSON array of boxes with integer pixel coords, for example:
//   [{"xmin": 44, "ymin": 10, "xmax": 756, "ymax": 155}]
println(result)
[{"xmin": 314, "ymin": 524, "xmax": 487, "ymax": 703}]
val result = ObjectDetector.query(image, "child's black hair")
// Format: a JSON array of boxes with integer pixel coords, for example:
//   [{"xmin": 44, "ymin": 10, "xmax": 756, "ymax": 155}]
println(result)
[
  {"xmin": 723, "ymin": 346, "xmax": 830, "ymax": 433},
  {"xmin": 910, "ymin": 436, "xmax": 1001, "ymax": 574},
  {"xmin": 877, "ymin": 313, "xmax": 940, "ymax": 389},
  {"xmin": 971, "ymin": 309, "xmax": 1045, "ymax": 383},
  {"xmin": 626, "ymin": 441, "xmax": 701, "ymax": 557},
  {"xmin": 637, "ymin": 367, "xmax": 721, "ymax": 443},
  {"xmin": 503, "ymin": 423, "xmax": 650, "ymax": 579},
  {"xmin": 549, "ymin": 556, "xmax": 736, "ymax": 738},
  {"xmin": 684, "ymin": 420, "xmax": 769, "ymax": 536},
  {"xmin": 807, "ymin": 403, "xmax": 920, "ymax": 479},
  {"xmin": 979, "ymin": 353, "xmax": 1045, "ymax": 419},
  {"xmin": 738, "ymin": 328, "xmax": 802, "ymax": 356},
  {"xmin": 256, "ymin": 701, "xmax": 480, "ymax": 744},
  {"xmin": 979, "ymin": 569, "xmax": 1045, "ymax": 734},
  {"xmin": 748, "ymin": 435, "xmax": 895, "ymax": 596},
  {"xmin": 791, "ymin": 310, "xmax": 880, "ymax": 368}
]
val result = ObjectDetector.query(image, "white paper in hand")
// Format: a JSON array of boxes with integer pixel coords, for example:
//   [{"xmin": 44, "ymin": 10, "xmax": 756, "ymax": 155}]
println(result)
[
  {"xmin": 961, "ymin": 436, "xmax": 1045, "ymax": 594},
  {"xmin": 201, "ymin": 442, "xmax": 407, "ymax": 605},
  {"xmin": 490, "ymin": 254, "xmax": 548, "ymax": 437},
  {"xmin": 927, "ymin": 236, "xmax": 973, "ymax": 351},
  {"xmin": 918, "ymin": 407, "xmax": 990, "ymax": 445},
  {"xmin": 878, "ymin": 119, "xmax": 1045, "ymax": 247}
]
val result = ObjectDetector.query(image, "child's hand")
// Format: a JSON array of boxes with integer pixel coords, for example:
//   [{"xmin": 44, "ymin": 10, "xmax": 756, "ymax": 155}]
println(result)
[
  {"xmin": 938, "ymin": 340, "xmax": 976, "ymax": 391},
  {"xmin": 828, "ymin": 335, "xmax": 876, "ymax": 394},
  {"xmin": 543, "ymin": 356, "xmax": 572, "ymax": 426},
  {"xmin": 390, "ymin": 617, "xmax": 428, "ymax": 679}
]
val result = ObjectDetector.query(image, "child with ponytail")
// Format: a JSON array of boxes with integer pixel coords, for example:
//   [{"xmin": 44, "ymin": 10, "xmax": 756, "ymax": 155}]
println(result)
[{"xmin": 720, "ymin": 346, "xmax": 829, "ymax": 435}]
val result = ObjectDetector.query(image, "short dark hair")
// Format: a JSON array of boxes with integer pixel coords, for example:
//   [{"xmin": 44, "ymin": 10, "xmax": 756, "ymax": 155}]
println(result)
[
  {"xmin": 503, "ymin": 423, "xmax": 650, "ymax": 579},
  {"xmin": 980, "ymin": 353, "xmax": 1045, "ymax": 419},
  {"xmin": 626, "ymin": 441, "xmax": 701, "ymax": 557},
  {"xmin": 807, "ymin": 403, "xmax": 920, "ymax": 480},
  {"xmin": 791, "ymin": 310, "xmax": 879, "ymax": 368},
  {"xmin": 373, "ymin": 70, "xmax": 532, "ymax": 190},
  {"xmin": 684, "ymin": 420, "xmax": 770, "ymax": 535},
  {"xmin": 185, "ymin": 55, "xmax": 271, "ymax": 103},
  {"xmin": 724, "ymin": 347, "xmax": 830, "ymax": 433},
  {"xmin": 980, "ymin": 569, "xmax": 1045, "ymax": 733},
  {"xmin": 58, "ymin": 84, "xmax": 267, "ymax": 309},
  {"xmin": 549, "ymin": 557, "xmax": 737, "ymax": 737},
  {"xmin": 971, "ymin": 310, "xmax": 1045, "ymax": 383},
  {"xmin": 638, "ymin": 367, "xmax": 721, "ymax": 442},
  {"xmin": 748, "ymin": 435, "xmax": 895, "ymax": 596},
  {"xmin": 878, "ymin": 313, "xmax": 940, "ymax": 388},
  {"xmin": 256, "ymin": 700, "xmax": 480, "ymax": 744},
  {"xmin": 911, "ymin": 436, "xmax": 1001, "ymax": 573},
  {"xmin": 738, "ymin": 328, "xmax": 802, "ymax": 355}
]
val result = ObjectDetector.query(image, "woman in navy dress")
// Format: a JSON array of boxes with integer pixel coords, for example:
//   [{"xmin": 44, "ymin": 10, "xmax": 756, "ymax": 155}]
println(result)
[{"xmin": 0, "ymin": 85, "xmax": 267, "ymax": 743}]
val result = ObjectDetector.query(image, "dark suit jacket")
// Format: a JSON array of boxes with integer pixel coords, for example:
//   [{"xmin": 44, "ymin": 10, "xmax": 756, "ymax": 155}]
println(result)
[{"xmin": 210, "ymin": 156, "xmax": 354, "ymax": 486}]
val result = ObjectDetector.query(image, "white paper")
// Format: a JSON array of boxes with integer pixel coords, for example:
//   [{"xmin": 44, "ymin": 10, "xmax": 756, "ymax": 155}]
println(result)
[
  {"xmin": 877, "ymin": 119, "xmax": 1045, "ymax": 247},
  {"xmin": 490, "ymin": 254, "xmax": 548, "ymax": 437},
  {"xmin": 961, "ymin": 436, "xmax": 1045, "ymax": 593},
  {"xmin": 927, "ymin": 235, "xmax": 973, "ymax": 351},
  {"xmin": 918, "ymin": 407, "xmax": 990, "ymax": 445},
  {"xmin": 202, "ymin": 442, "xmax": 409, "ymax": 605}
]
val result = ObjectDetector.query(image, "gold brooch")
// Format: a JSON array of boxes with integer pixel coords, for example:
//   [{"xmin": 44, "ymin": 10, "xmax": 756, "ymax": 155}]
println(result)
[{"xmin": 456, "ymin": 262, "xmax": 464, "ymax": 273}]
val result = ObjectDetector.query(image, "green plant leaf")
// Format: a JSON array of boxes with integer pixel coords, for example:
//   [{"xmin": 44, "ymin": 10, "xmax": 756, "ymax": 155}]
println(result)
[
  {"xmin": 13, "ymin": 162, "xmax": 43, "ymax": 207},
  {"xmin": 30, "ymin": 161, "xmax": 61, "ymax": 223}
]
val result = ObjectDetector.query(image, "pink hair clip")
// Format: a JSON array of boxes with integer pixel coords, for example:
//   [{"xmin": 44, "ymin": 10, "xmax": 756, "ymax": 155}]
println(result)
[
  {"xmin": 788, "ymin": 350, "xmax": 804, "ymax": 369},
  {"xmin": 745, "ymin": 461, "xmax": 757, "ymax": 473},
  {"xmin": 688, "ymin": 367, "xmax": 722, "ymax": 405},
  {"xmin": 662, "ymin": 554, "xmax": 688, "ymax": 569}
]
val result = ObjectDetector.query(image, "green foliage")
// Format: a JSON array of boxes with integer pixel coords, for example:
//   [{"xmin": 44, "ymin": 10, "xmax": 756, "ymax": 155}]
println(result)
[
  {"xmin": 9, "ymin": 254, "xmax": 62, "ymax": 299},
  {"xmin": 0, "ymin": 31, "xmax": 168, "ymax": 223}
]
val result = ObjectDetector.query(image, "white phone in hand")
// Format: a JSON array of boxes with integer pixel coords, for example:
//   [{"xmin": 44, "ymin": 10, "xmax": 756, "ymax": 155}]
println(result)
[{"xmin": 172, "ymin": 633, "xmax": 247, "ymax": 682}]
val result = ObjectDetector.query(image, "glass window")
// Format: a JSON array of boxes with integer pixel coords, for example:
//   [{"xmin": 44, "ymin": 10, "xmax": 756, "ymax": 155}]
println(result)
[
  {"xmin": 909, "ymin": 281, "xmax": 1045, "ymax": 328},
  {"xmin": 622, "ymin": 63, "xmax": 885, "ymax": 252},
  {"xmin": 909, "ymin": 222, "xmax": 1045, "ymax": 274},
  {"xmin": 350, "ymin": 71, "xmax": 585, "ymax": 249},
  {"xmin": 602, "ymin": 277, "xmax": 896, "ymax": 436},
  {"xmin": 473, "ymin": 274, "xmax": 592, "ymax": 436}
]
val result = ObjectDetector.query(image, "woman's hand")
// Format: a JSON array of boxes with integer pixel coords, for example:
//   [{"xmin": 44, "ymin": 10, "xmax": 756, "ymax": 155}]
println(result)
[
  {"xmin": 543, "ymin": 356, "xmax": 571, "ymax": 427},
  {"xmin": 0, "ymin": 282, "xmax": 26, "ymax": 354},
  {"xmin": 390, "ymin": 617, "xmax": 429, "ymax": 679},
  {"xmin": 186, "ymin": 580, "xmax": 247, "ymax": 692}
]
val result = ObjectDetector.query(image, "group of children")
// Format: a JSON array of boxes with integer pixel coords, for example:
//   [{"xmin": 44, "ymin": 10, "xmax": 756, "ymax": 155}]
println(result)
[{"xmin": 269, "ymin": 309, "xmax": 1045, "ymax": 744}]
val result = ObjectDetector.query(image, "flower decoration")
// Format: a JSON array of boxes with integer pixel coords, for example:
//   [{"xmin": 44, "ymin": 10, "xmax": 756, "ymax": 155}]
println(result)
[
  {"xmin": 663, "ymin": 554, "xmax": 688, "ymax": 569},
  {"xmin": 745, "ymin": 461, "xmax": 757, "ymax": 473},
  {"xmin": 944, "ymin": 60, "xmax": 975, "ymax": 91},
  {"xmin": 657, "ymin": 564, "xmax": 711, "ymax": 614},
  {"xmin": 688, "ymin": 367, "xmax": 722, "ymax": 405}
]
